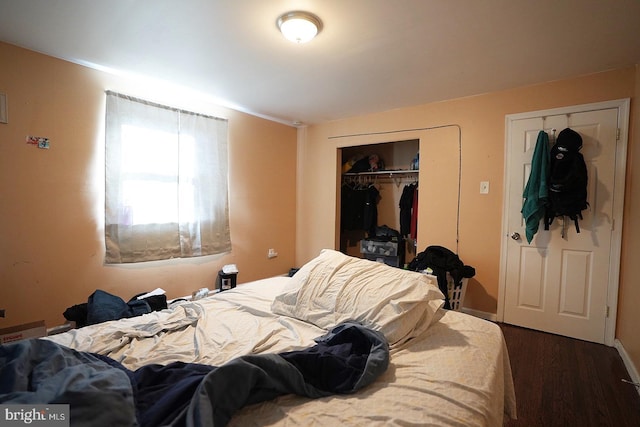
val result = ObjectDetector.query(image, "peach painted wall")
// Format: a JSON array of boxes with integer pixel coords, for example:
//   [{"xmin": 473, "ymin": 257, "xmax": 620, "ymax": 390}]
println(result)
[
  {"xmin": 296, "ymin": 67, "xmax": 639, "ymax": 370},
  {"xmin": 0, "ymin": 42, "xmax": 297, "ymax": 329},
  {"xmin": 617, "ymin": 64, "xmax": 640, "ymax": 380}
]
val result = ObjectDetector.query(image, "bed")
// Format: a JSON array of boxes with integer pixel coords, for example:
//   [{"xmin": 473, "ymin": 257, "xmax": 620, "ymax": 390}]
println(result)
[{"xmin": 1, "ymin": 249, "xmax": 516, "ymax": 426}]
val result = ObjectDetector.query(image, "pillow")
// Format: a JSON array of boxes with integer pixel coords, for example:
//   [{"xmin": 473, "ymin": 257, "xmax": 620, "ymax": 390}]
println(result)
[{"xmin": 271, "ymin": 249, "xmax": 444, "ymax": 346}]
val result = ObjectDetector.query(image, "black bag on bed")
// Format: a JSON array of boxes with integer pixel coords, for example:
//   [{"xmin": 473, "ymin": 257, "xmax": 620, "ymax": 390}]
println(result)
[
  {"xmin": 129, "ymin": 293, "xmax": 168, "ymax": 312},
  {"xmin": 63, "ymin": 290, "xmax": 167, "ymax": 327}
]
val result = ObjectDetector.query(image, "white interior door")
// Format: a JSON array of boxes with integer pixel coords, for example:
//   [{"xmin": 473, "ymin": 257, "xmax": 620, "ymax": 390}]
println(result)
[{"xmin": 500, "ymin": 100, "xmax": 628, "ymax": 344}]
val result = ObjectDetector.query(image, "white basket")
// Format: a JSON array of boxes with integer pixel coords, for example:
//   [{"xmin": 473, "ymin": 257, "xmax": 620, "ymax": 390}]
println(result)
[
  {"xmin": 447, "ymin": 274, "xmax": 468, "ymax": 311},
  {"xmin": 422, "ymin": 272, "xmax": 468, "ymax": 311}
]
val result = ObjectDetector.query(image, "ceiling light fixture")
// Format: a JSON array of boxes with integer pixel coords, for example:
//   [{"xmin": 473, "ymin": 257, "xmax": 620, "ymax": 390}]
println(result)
[{"xmin": 276, "ymin": 11, "xmax": 322, "ymax": 44}]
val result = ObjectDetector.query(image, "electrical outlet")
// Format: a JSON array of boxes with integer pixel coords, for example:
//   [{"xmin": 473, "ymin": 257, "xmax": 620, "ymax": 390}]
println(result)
[
  {"xmin": 267, "ymin": 248, "xmax": 278, "ymax": 259},
  {"xmin": 480, "ymin": 181, "xmax": 490, "ymax": 194}
]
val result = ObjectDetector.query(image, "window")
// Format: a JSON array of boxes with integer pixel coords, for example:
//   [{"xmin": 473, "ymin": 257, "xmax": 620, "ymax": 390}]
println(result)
[{"xmin": 105, "ymin": 91, "xmax": 231, "ymax": 263}]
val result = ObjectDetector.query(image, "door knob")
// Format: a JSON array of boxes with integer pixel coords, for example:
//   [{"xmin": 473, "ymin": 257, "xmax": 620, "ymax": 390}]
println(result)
[{"xmin": 510, "ymin": 232, "xmax": 521, "ymax": 241}]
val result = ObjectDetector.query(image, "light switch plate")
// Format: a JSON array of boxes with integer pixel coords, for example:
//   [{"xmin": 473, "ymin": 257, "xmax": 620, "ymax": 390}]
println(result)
[{"xmin": 480, "ymin": 181, "xmax": 490, "ymax": 194}]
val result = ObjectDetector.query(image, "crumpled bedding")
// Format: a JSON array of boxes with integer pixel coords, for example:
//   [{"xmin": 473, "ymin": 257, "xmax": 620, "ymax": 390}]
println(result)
[
  {"xmin": 0, "ymin": 322, "xmax": 388, "ymax": 427},
  {"xmin": 0, "ymin": 339, "xmax": 137, "ymax": 426},
  {"xmin": 43, "ymin": 276, "xmax": 516, "ymax": 426},
  {"xmin": 185, "ymin": 322, "xmax": 388, "ymax": 426},
  {"xmin": 47, "ymin": 277, "xmax": 325, "ymax": 370}
]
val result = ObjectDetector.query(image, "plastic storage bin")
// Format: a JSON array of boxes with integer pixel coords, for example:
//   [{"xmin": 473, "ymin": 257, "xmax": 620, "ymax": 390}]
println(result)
[
  {"xmin": 360, "ymin": 239, "xmax": 399, "ymax": 256},
  {"xmin": 360, "ymin": 239, "xmax": 404, "ymax": 267}
]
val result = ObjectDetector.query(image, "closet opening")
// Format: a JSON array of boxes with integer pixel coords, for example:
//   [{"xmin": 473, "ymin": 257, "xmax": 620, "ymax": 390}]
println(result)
[{"xmin": 338, "ymin": 139, "xmax": 420, "ymax": 267}]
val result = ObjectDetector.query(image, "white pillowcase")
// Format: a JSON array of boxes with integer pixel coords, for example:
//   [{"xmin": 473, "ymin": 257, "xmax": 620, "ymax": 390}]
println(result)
[{"xmin": 271, "ymin": 249, "xmax": 444, "ymax": 346}]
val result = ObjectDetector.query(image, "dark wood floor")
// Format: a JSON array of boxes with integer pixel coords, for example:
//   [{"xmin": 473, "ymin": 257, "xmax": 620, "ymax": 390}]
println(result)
[{"xmin": 500, "ymin": 323, "xmax": 640, "ymax": 426}]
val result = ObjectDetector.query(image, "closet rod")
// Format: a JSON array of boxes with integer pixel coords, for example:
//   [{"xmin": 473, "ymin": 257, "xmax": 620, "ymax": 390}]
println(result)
[
  {"xmin": 330, "ymin": 124, "xmax": 462, "ymax": 254},
  {"xmin": 343, "ymin": 170, "xmax": 418, "ymax": 188},
  {"xmin": 342, "ymin": 170, "xmax": 419, "ymax": 176}
]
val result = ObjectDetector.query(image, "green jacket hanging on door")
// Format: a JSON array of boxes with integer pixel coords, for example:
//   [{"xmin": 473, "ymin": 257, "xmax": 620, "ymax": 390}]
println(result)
[{"xmin": 521, "ymin": 130, "xmax": 549, "ymax": 243}]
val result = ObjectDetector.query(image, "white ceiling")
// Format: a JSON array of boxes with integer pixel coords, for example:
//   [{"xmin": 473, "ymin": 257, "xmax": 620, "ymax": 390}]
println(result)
[{"xmin": 1, "ymin": 0, "xmax": 639, "ymax": 126}]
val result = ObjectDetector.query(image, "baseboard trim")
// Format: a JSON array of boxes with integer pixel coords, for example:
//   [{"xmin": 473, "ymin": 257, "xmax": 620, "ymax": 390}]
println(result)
[
  {"xmin": 614, "ymin": 339, "xmax": 640, "ymax": 397},
  {"xmin": 461, "ymin": 307, "xmax": 497, "ymax": 322}
]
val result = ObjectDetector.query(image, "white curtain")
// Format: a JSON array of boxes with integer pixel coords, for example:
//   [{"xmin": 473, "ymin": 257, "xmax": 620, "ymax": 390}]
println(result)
[{"xmin": 105, "ymin": 91, "xmax": 231, "ymax": 263}]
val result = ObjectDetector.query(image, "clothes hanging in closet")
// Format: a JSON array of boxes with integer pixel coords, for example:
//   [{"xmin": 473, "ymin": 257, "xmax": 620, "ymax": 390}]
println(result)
[
  {"xmin": 341, "ymin": 183, "xmax": 379, "ymax": 236},
  {"xmin": 410, "ymin": 185, "xmax": 418, "ymax": 240},
  {"xmin": 399, "ymin": 183, "xmax": 418, "ymax": 238}
]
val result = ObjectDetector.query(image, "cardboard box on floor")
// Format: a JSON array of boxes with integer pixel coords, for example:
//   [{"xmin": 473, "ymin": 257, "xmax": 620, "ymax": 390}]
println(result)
[{"xmin": 0, "ymin": 320, "xmax": 46, "ymax": 344}]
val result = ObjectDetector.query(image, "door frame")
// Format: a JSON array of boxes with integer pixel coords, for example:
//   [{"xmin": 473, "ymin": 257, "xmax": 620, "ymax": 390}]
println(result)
[{"xmin": 497, "ymin": 99, "xmax": 630, "ymax": 346}]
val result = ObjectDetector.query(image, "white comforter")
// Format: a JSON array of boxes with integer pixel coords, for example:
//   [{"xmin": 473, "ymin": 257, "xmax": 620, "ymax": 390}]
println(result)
[{"xmin": 48, "ymin": 276, "xmax": 516, "ymax": 426}]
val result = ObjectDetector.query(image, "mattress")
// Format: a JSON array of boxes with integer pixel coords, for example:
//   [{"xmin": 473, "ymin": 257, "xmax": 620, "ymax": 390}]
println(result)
[{"xmin": 48, "ymin": 271, "xmax": 516, "ymax": 426}]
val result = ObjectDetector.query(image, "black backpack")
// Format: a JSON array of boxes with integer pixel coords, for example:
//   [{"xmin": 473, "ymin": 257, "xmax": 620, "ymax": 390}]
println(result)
[{"xmin": 544, "ymin": 128, "xmax": 588, "ymax": 233}]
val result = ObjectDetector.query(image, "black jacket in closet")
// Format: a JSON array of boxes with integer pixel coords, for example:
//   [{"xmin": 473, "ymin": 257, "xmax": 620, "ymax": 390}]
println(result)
[
  {"xmin": 341, "ymin": 184, "xmax": 379, "ymax": 235},
  {"xmin": 399, "ymin": 183, "xmax": 417, "ymax": 237}
]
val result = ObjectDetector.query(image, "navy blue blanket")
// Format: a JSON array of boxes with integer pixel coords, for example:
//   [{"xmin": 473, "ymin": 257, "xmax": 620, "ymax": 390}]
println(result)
[{"xmin": 0, "ymin": 322, "xmax": 388, "ymax": 427}]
